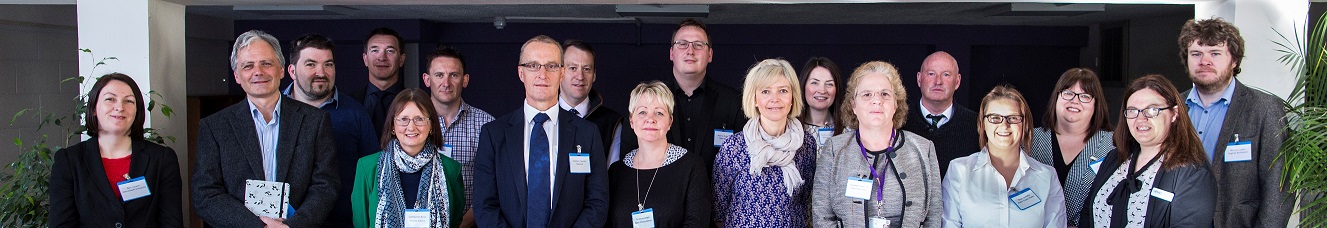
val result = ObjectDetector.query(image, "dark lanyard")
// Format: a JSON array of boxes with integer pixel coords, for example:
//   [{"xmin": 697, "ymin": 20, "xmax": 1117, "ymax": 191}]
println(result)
[{"xmin": 857, "ymin": 130, "xmax": 899, "ymax": 202}]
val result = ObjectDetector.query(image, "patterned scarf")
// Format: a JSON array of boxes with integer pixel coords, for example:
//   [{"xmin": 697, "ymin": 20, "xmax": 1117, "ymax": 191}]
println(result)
[
  {"xmin": 375, "ymin": 140, "xmax": 450, "ymax": 228},
  {"xmin": 743, "ymin": 118, "xmax": 806, "ymax": 197}
]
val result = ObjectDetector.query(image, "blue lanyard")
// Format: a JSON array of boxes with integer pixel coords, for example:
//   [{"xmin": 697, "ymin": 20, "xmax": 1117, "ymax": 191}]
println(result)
[{"xmin": 857, "ymin": 130, "xmax": 898, "ymax": 201}]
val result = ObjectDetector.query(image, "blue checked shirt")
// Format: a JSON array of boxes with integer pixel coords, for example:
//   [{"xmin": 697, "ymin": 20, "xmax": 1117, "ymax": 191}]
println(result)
[{"xmin": 439, "ymin": 102, "xmax": 495, "ymax": 209}]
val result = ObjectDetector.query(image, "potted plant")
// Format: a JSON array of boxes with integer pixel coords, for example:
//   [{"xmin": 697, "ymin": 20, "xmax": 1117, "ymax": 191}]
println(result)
[{"xmin": 1274, "ymin": 11, "xmax": 1327, "ymax": 227}]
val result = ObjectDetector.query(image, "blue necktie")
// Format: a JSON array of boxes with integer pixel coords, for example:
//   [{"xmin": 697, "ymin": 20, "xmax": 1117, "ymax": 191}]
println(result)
[{"xmin": 527, "ymin": 113, "xmax": 551, "ymax": 228}]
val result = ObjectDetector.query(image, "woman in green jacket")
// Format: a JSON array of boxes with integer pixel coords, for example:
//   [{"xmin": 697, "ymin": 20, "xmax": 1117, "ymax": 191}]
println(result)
[{"xmin": 351, "ymin": 89, "xmax": 464, "ymax": 228}]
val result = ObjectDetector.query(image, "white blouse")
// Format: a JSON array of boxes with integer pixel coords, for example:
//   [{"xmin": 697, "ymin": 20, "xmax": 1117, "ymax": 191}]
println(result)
[
  {"xmin": 942, "ymin": 149, "xmax": 1067, "ymax": 228},
  {"xmin": 1091, "ymin": 157, "xmax": 1163, "ymax": 228}
]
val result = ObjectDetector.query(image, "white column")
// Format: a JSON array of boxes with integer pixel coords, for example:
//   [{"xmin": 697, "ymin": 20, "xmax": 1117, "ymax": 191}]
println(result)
[
  {"xmin": 1195, "ymin": 0, "xmax": 1308, "ymax": 101},
  {"xmin": 77, "ymin": 0, "xmax": 189, "ymax": 225}
]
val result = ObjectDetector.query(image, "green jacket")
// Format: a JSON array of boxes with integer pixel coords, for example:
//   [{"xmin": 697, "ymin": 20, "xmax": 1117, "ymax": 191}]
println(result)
[{"xmin": 350, "ymin": 152, "xmax": 465, "ymax": 228}]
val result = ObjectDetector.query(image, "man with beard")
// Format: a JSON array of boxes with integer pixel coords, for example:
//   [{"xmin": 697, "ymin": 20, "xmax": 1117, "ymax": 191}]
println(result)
[
  {"xmin": 1179, "ymin": 18, "xmax": 1292, "ymax": 228},
  {"xmin": 353, "ymin": 27, "xmax": 408, "ymax": 137},
  {"xmin": 901, "ymin": 51, "xmax": 980, "ymax": 177},
  {"xmin": 281, "ymin": 34, "xmax": 379, "ymax": 228},
  {"xmin": 557, "ymin": 40, "xmax": 635, "ymax": 165}
]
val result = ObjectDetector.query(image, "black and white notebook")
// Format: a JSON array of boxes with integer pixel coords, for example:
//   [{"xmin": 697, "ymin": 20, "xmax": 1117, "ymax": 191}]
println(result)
[{"xmin": 244, "ymin": 179, "xmax": 291, "ymax": 219}]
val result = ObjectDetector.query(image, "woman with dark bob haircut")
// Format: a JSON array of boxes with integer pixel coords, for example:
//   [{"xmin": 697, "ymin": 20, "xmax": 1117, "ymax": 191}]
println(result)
[{"xmin": 49, "ymin": 73, "xmax": 184, "ymax": 228}]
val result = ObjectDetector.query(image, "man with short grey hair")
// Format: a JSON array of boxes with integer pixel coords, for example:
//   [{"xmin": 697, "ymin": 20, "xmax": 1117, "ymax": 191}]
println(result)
[{"xmin": 193, "ymin": 30, "xmax": 340, "ymax": 228}]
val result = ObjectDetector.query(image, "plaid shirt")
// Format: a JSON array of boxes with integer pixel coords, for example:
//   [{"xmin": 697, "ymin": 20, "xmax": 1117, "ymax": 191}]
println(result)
[{"xmin": 439, "ymin": 102, "xmax": 495, "ymax": 210}]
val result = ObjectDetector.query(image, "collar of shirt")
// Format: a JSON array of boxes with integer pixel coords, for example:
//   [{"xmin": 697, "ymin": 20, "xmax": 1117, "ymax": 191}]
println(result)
[
  {"xmin": 1185, "ymin": 79, "xmax": 1238, "ymax": 109},
  {"xmin": 439, "ymin": 101, "xmax": 475, "ymax": 128},
  {"xmin": 970, "ymin": 148, "xmax": 1034, "ymax": 187},
  {"xmin": 524, "ymin": 100, "xmax": 561, "ymax": 125},
  {"xmin": 557, "ymin": 97, "xmax": 591, "ymax": 118},
  {"xmin": 666, "ymin": 77, "xmax": 710, "ymax": 97},
  {"xmin": 247, "ymin": 97, "xmax": 283, "ymax": 124},
  {"xmin": 282, "ymin": 84, "xmax": 340, "ymax": 109},
  {"xmin": 917, "ymin": 100, "xmax": 955, "ymax": 127},
  {"xmin": 367, "ymin": 79, "xmax": 406, "ymax": 94}
]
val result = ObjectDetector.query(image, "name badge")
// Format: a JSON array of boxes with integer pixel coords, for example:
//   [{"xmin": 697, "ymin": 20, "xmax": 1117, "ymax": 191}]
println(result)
[
  {"xmin": 713, "ymin": 129, "xmax": 734, "ymax": 147},
  {"xmin": 1008, "ymin": 188, "xmax": 1042, "ymax": 210},
  {"xmin": 631, "ymin": 208, "xmax": 655, "ymax": 228},
  {"xmin": 441, "ymin": 143, "xmax": 454, "ymax": 158},
  {"xmin": 869, "ymin": 217, "xmax": 890, "ymax": 228},
  {"xmin": 403, "ymin": 208, "xmax": 430, "ymax": 228},
  {"xmin": 1089, "ymin": 156, "xmax": 1103, "ymax": 174},
  {"xmin": 844, "ymin": 177, "xmax": 873, "ymax": 200},
  {"xmin": 816, "ymin": 127, "xmax": 834, "ymax": 146},
  {"xmin": 569, "ymin": 153, "xmax": 591, "ymax": 173},
  {"xmin": 1224, "ymin": 141, "xmax": 1253, "ymax": 162},
  {"xmin": 117, "ymin": 176, "xmax": 151, "ymax": 201},
  {"xmin": 1150, "ymin": 188, "xmax": 1175, "ymax": 202}
]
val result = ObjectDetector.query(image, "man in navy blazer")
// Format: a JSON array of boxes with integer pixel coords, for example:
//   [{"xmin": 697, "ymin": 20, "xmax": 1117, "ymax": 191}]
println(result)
[
  {"xmin": 473, "ymin": 35, "xmax": 609, "ymax": 228},
  {"xmin": 192, "ymin": 30, "xmax": 340, "ymax": 228}
]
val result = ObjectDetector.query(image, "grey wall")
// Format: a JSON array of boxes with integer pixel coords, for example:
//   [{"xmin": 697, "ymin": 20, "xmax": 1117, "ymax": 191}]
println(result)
[{"xmin": 0, "ymin": 5, "xmax": 79, "ymax": 165}]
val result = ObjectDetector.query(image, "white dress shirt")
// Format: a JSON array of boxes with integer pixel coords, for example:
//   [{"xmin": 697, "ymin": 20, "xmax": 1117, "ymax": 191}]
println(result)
[
  {"xmin": 523, "ymin": 101, "xmax": 559, "ymax": 207},
  {"xmin": 942, "ymin": 149, "xmax": 1067, "ymax": 228},
  {"xmin": 917, "ymin": 101, "xmax": 955, "ymax": 128}
]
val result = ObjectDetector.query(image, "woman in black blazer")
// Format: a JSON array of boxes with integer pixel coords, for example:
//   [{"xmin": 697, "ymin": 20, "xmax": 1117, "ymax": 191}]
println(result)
[
  {"xmin": 49, "ymin": 73, "xmax": 182, "ymax": 228},
  {"xmin": 1079, "ymin": 75, "xmax": 1215, "ymax": 227}
]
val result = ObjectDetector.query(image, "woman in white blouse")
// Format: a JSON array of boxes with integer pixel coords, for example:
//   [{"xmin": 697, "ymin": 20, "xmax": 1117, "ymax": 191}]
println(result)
[{"xmin": 941, "ymin": 85, "xmax": 1067, "ymax": 227}]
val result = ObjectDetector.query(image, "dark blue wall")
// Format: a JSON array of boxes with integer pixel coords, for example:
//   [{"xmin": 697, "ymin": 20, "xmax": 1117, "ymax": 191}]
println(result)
[{"xmin": 235, "ymin": 20, "xmax": 1086, "ymax": 123}]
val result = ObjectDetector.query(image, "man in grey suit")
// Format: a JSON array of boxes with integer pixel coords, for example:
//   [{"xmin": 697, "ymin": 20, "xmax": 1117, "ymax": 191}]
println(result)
[
  {"xmin": 1178, "ymin": 18, "xmax": 1292, "ymax": 227},
  {"xmin": 193, "ymin": 30, "xmax": 340, "ymax": 228}
]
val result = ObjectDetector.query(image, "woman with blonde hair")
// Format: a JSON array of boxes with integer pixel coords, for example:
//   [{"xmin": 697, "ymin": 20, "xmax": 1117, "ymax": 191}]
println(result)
[
  {"xmin": 713, "ymin": 59, "xmax": 816, "ymax": 227},
  {"xmin": 811, "ymin": 61, "xmax": 943, "ymax": 227},
  {"xmin": 607, "ymin": 81, "xmax": 712, "ymax": 227}
]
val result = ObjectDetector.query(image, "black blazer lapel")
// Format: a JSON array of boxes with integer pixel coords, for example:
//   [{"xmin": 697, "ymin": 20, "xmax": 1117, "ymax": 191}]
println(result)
[
  {"xmin": 505, "ymin": 114, "xmax": 529, "ymax": 209},
  {"xmin": 275, "ymin": 98, "xmax": 303, "ymax": 182},
  {"xmin": 82, "ymin": 142, "xmax": 123, "ymax": 209},
  {"xmin": 228, "ymin": 100, "xmax": 267, "ymax": 180},
  {"xmin": 552, "ymin": 110, "xmax": 575, "ymax": 209},
  {"xmin": 1145, "ymin": 168, "xmax": 1176, "ymax": 227}
]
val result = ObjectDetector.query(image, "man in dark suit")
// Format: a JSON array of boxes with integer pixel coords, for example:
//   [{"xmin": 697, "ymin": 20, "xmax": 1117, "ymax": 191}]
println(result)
[
  {"xmin": 901, "ymin": 51, "xmax": 980, "ymax": 177},
  {"xmin": 350, "ymin": 27, "xmax": 408, "ymax": 137},
  {"xmin": 1178, "ymin": 18, "xmax": 1292, "ymax": 228},
  {"xmin": 192, "ymin": 30, "xmax": 339, "ymax": 228},
  {"xmin": 473, "ymin": 35, "xmax": 609, "ymax": 228}
]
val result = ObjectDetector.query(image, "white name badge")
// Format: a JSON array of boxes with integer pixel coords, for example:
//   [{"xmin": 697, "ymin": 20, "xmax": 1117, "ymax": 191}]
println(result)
[
  {"xmin": 118, "ymin": 176, "xmax": 151, "ymax": 201},
  {"xmin": 869, "ymin": 217, "xmax": 890, "ymax": 228},
  {"xmin": 1150, "ymin": 188, "xmax": 1175, "ymax": 202},
  {"xmin": 1008, "ymin": 188, "xmax": 1042, "ymax": 210},
  {"xmin": 1089, "ymin": 157, "xmax": 1104, "ymax": 174},
  {"xmin": 403, "ymin": 208, "xmax": 431, "ymax": 228},
  {"xmin": 441, "ymin": 144, "xmax": 454, "ymax": 158},
  {"xmin": 713, "ymin": 129, "xmax": 734, "ymax": 147},
  {"xmin": 631, "ymin": 208, "xmax": 655, "ymax": 228},
  {"xmin": 569, "ymin": 153, "xmax": 591, "ymax": 173},
  {"xmin": 1224, "ymin": 141, "xmax": 1253, "ymax": 162},
  {"xmin": 816, "ymin": 128, "xmax": 834, "ymax": 146},
  {"xmin": 845, "ymin": 177, "xmax": 873, "ymax": 200}
]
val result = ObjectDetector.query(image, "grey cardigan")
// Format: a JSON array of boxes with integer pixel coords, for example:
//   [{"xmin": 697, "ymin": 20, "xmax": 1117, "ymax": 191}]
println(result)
[
  {"xmin": 812, "ymin": 129, "xmax": 942, "ymax": 228},
  {"xmin": 1029, "ymin": 128, "xmax": 1114, "ymax": 226}
]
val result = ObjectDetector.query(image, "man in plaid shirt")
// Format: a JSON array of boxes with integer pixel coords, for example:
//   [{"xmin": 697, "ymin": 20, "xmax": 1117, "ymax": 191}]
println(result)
[{"xmin": 421, "ymin": 45, "xmax": 495, "ymax": 228}]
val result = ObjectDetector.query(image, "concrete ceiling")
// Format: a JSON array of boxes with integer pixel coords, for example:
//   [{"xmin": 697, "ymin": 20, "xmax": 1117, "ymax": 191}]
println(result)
[{"xmin": 185, "ymin": 3, "xmax": 1193, "ymax": 26}]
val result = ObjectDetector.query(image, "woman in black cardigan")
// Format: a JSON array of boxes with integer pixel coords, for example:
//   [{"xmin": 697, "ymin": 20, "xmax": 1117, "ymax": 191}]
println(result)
[
  {"xmin": 1079, "ymin": 74, "xmax": 1214, "ymax": 227},
  {"xmin": 49, "ymin": 73, "xmax": 182, "ymax": 228}
]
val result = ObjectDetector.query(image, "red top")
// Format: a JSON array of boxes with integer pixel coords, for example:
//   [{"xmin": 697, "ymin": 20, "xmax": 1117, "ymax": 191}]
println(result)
[{"xmin": 101, "ymin": 156, "xmax": 131, "ymax": 197}]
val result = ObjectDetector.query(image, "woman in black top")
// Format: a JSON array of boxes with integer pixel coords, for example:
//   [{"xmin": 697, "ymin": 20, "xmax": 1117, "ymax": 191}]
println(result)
[
  {"xmin": 607, "ymin": 81, "xmax": 713, "ymax": 227},
  {"xmin": 49, "ymin": 73, "xmax": 183, "ymax": 228}
]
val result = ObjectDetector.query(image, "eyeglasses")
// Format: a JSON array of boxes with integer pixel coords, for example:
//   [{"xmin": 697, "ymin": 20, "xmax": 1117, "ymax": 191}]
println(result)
[
  {"xmin": 854, "ymin": 90, "xmax": 893, "ymax": 101},
  {"xmin": 1124, "ymin": 106, "xmax": 1174, "ymax": 119},
  {"xmin": 565, "ymin": 64, "xmax": 594, "ymax": 73},
  {"xmin": 983, "ymin": 114, "xmax": 1025, "ymax": 124},
  {"xmin": 1059, "ymin": 90, "xmax": 1095, "ymax": 103},
  {"xmin": 672, "ymin": 41, "xmax": 710, "ymax": 50},
  {"xmin": 518, "ymin": 63, "xmax": 563, "ymax": 72},
  {"xmin": 395, "ymin": 116, "xmax": 429, "ymax": 126}
]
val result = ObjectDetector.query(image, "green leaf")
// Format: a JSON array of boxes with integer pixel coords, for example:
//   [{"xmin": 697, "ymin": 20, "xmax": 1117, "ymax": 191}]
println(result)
[
  {"xmin": 146, "ymin": 100, "xmax": 156, "ymax": 112},
  {"xmin": 9, "ymin": 109, "xmax": 29, "ymax": 125},
  {"xmin": 11, "ymin": 138, "xmax": 19, "ymax": 147},
  {"xmin": 161, "ymin": 105, "xmax": 173, "ymax": 118}
]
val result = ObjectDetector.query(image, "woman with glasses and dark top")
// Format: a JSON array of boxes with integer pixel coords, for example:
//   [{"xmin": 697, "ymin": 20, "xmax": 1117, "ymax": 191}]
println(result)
[
  {"xmin": 811, "ymin": 61, "xmax": 943, "ymax": 228},
  {"xmin": 49, "ymin": 73, "xmax": 183, "ymax": 228},
  {"xmin": 607, "ymin": 81, "xmax": 712, "ymax": 227},
  {"xmin": 1029, "ymin": 68, "xmax": 1116, "ymax": 227},
  {"xmin": 798, "ymin": 57, "xmax": 847, "ymax": 147},
  {"xmin": 1079, "ymin": 75, "xmax": 1214, "ymax": 227},
  {"xmin": 941, "ymin": 85, "xmax": 1066, "ymax": 227},
  {"xmin": 351, "ymin": 88, "xmax": 465, "ymax": 228}
]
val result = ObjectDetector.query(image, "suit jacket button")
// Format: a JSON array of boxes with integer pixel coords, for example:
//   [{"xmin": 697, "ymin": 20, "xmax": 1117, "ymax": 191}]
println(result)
[
  {"xmin": 898, "ymin": 172, "xmax": 907, "ymax": 179},
  {"xmin": 904, "ymin": 201, "xmax": 913, "ymax": 207},
  {"xmin": 115, "ymin": 223, "xmax": 123, "ymax": 228}
]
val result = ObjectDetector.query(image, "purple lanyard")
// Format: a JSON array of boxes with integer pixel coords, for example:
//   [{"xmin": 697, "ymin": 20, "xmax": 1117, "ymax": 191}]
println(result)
[{"xmin": 857, "ymin": 130, "xmax": 898, "ymax": 202}]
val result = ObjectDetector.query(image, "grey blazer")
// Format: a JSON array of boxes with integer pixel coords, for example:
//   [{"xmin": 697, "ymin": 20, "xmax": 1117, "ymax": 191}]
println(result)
[
  {"xmin": 191, "ymin": 96, "xmax": 340, "ymax": 227},
  {"xmin": 1186, "ymin": 81, "xmax": 1293, "ymax": 228},
  {"xmin": 1029, "ymin": 128, "xmax": 1114, "ymax": 226},
  {"xmin": 812, "ymin": 129, "xmax": 942, "ymax": 228}
]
